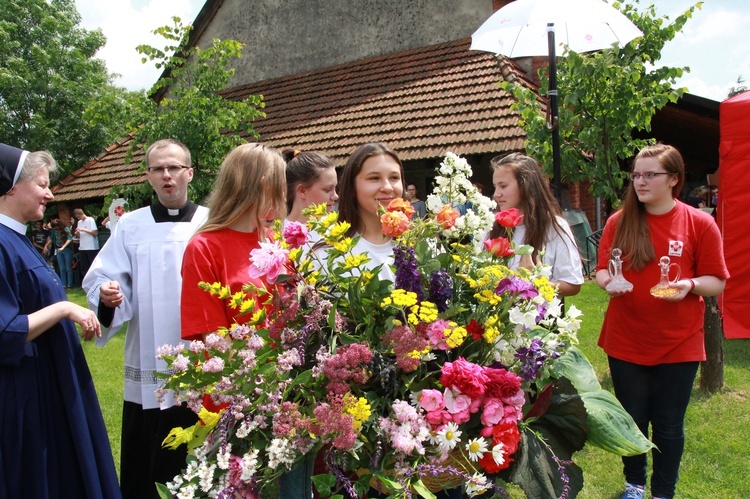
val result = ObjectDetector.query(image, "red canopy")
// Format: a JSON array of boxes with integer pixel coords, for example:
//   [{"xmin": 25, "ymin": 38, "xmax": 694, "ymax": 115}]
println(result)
[{"xmin": 718, "ymin": 91, "xmax": 750, "ymax": 339}]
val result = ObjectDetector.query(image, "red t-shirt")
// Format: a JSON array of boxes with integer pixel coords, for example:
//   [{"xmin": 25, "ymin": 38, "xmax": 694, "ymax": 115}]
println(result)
[
  {"xmin": 596, "ymin": 201, "xmax": 729, "ymax": 365},
  {"xmin": 180, "ymin": 228, "xmax": 270, "ymax": 341}
]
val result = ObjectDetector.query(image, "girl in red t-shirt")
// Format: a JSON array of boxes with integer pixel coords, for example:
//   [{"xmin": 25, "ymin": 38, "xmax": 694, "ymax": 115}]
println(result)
[{"xmin": 595, "ymin": 144, "xmax": 729, "ymax": 499}]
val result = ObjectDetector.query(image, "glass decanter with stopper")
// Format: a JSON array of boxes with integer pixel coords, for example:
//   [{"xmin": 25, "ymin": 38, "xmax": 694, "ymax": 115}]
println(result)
[
  {"xmin": 605, "ymin": 248, "xmax": 633, "ymax": 293},
  {"xmin": 650, "ymin": 256, "xmax": 681, "ymax": 298}
]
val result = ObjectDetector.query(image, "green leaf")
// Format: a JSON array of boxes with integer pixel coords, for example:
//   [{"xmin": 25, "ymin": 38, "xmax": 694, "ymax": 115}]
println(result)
[
  {"xmin": 552, "ymin": 346, "xmax": 602, "ymax": 393},
  {"xmin": 155, "ymin": 482, "xmax": 172, "ymax": 499},
  {"xmin": 312, "ymin": 473, "xmax": 336, "ymax": 497},
  {"xmin": 580, "ymin": 390, "xmax": 655, "ymax": 456},
  {"xmin": 412, "ymin": 479, "xmax": 437, "ymax": 499},
  {"xmin": 503, "ymin": 377, "xmax": 586, "ymax": 498}
]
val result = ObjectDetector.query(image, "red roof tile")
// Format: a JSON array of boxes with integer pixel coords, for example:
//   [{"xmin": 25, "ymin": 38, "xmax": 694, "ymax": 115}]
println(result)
[{"xmin": 52, "ymin": 38, "xmax": 538, "ymax": 202}]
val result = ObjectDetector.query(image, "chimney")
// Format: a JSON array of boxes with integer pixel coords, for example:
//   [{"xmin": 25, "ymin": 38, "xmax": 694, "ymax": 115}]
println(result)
[{"xmin": 493, "ymin": 0, "xmax": 515, "ymax": 11}]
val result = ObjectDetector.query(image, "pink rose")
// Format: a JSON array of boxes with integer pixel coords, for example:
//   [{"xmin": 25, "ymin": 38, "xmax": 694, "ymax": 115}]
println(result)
[
  {"xmin": 480, "ymin": 398, "xmax": 505, "ymax": 426},
  {"xmin": 502, "ymin": 388, "xmax": 526, "ymax": 408},
  {"xmin": 418, "ymin": 389, "xmax": 444, "ymax": 412},
  {"xmin": 483, "ymin": 367, "xmax": 522, "ymax": 399},
  {"xmin": 451, "ymin": 408, "xmax": 471, "ymax": 425},
  {"xmin": 440, "ymin": 358, "xmax": 488, "ymax": 399},
  {"xmin": 425, "ymin": 409, "xmax": 451, "ymax": 426},
  {"xmin": 444, "ymin": 388, "xmax": 472, "ymax": 414},
  {"xmin": 282, "ymin": 221, "xmax": 309, "ymax": 248}
]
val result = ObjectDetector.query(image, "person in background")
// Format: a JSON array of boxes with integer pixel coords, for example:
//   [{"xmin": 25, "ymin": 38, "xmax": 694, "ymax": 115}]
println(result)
[
  {"xmin": 284, "ymin": 149, "xmax": 339, "ymax": 227},
  {"xmin": 82, "ymin": 139, "xmax": 209, "ymax": 498},
  {"xmin": 489, "ymin": 152, "xmax": 583, "ymax": 296},
  {"xmin": 73, "ymin": 207, "xmax": 99, "ymax": 277},
  {"xmin": 685, "ymin": 185, "xmax": 707, "ymax": 209},
  {"xmin": 405, "ymin": 183, "xmax": 427, "ymax": 218},
  {"xmin": 595, "ymin": 144, "xmax": 728, "ymax": 499},
  {"xmin": 0, "ymin": 143, "xmax": 120, "ymax": 498},
  {"xmin": 51, "ymin": 217, "xmax": 74, "ymax": 289},
  {"xmin": 28, "ymin": 219, "xmax": 50, "ymax": 256}
]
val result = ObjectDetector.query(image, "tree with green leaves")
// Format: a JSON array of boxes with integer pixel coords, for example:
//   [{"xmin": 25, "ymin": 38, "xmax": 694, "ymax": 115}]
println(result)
[
  {"xmin": 106, "ymin": 18, "xmax": 264, "ymax": 208},
  {"xmin": 0, "ymin": 0, "xmax": 121, "ymax": 176},
  {"xmin": 502, "ymin": 1, "xmax": 703, "ymax": 205}
]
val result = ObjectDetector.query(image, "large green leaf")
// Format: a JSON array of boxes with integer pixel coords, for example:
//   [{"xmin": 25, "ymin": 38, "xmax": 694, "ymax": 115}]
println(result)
[
  {"xmin": 552, "ymin": 347, "xmax": 601, "ymax": 393},
  {"xmin": 501, "ymin": 378, "xmax": 586, "ymax": 498},
  {"xmin": 580, "ymin": 390, "xmax": 654, "ymax": 456},
  {"xmin": 552, "ymin": 347, "xmax": 655, "ymax": 456}
]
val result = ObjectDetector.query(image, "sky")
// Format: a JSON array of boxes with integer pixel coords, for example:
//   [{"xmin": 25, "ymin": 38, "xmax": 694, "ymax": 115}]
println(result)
[{"xmin": 74, "ymin": 0, "xmax": 749, "ymax": 102}]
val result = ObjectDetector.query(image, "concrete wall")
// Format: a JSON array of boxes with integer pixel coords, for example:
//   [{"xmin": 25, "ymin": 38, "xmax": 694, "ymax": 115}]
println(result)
[{"xmin": 195, "ymin": 0, "xmax": 494, "ymax": 87}]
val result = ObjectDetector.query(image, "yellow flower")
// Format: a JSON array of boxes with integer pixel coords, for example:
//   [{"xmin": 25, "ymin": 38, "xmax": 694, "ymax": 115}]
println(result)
[
  {"xmin": 417, "ymin": 301, "xmax": 438, "ymax": 322},
  {"xmin": 445, "ymin": 323, "xmax": 468, "ymax": 349},
  {"xmin": 318, "ymin": 211, "xmax": 339, "ymax": 231},
  {"xmin": 344, "ymin": 253, "xmax": 368, "ymax": 269},
  {"xmin": 391, "ymin": 289, "xmax": 418, "ymax": 308},
  {"xmin": 475, "ymin": 289, "xmax": 501, "ymax": 305},
  {"xmin": 289, "ymin": 247, "xmax": 302, "ymax": 262},
  {"xmin": 483, "ymin": 326, "xmax": 500, "ymax": 343},
  {"xmin": 328, "ymin": 220, "xmax": 351, "ymax": 238},
  {"xmin": 229, "ymin": 291, "xmax": 246, "ymax": 309},
  {"xmin": 247, "ymin": 308, "xmax": 266, "ymax": 325},
  {"xmin": 331, "ymin": 237, "xmax": 354, "ymax": 253},
  {"xmin": 344, "ymin": 394, "xmax": 371, "ymax": 430},
  {"xmin": 239, "ymin": 297, "xmax": 256, "ymax": 315}
]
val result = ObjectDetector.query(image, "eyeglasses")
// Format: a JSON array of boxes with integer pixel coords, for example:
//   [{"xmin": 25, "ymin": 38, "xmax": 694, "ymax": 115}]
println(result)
[
  {"xmin": 628, "ymin": 172, "xmax": 671, "ymax": 181},
  {"xmin": 147, "ymin": 165, "xmax": 190, "ymax": 175}
]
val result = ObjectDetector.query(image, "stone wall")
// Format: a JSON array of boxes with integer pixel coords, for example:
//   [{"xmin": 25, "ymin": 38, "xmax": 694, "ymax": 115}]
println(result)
[{"xmin": 194, "ymin": 0, "xmax": 494, "ymax": 87}]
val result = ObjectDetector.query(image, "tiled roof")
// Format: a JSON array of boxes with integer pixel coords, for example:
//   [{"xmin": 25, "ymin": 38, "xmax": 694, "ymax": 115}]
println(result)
[{"xmin": 52, "ymin": 38, "xmax": 538, "ymax": 202}]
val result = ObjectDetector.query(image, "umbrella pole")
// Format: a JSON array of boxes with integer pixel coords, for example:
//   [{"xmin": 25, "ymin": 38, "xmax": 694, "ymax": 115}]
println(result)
[{"xmin": 547, "ymin": 23, "xmax": 562, "ymax": 207}]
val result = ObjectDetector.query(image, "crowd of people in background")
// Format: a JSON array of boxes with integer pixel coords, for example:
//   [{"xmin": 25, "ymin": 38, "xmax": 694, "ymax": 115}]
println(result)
[{"xmin": 2, "ymin": 138, "xmax": 727, "ymax": 499}]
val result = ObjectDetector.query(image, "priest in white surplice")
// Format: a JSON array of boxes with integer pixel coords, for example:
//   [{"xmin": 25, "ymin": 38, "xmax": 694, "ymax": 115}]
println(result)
[{"xmin": 83, "ymin": 139, "xmax": 209, "ymax": 499}]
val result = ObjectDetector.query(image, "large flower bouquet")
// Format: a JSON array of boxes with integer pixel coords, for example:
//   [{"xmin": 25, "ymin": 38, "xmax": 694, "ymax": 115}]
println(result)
[{"xmin": 157, "ymin": 153, "xmax": 652, "ymax": 499}]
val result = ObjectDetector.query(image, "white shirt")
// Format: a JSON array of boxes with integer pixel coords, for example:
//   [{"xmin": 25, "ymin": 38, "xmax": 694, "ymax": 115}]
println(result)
[
  {"xmin": 510, "ymin": 216, "xmax": 584, "ymax": 285},
  {"xmin": 82, "ymin": 204, "xmax": 209, "ymax": 409},
  {"xmin": 77, "ymin": 216, "xmax": 99, "ymax": 250}
]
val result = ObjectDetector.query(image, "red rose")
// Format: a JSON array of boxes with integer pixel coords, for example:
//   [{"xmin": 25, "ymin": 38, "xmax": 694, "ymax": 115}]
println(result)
[
  {"xmin": 477, "ymin": 420, "xmax": 522, "ymax": 473},
  {"xmin": 495, "ymin": 208, "xmax": 524, "ymax": 229},
  {"xmin": 483, "ymin": 237, "xmax": 515, "ymax": 258}
]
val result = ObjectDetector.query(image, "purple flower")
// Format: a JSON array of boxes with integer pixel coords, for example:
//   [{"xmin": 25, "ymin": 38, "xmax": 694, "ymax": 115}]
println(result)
[
  {"xmin": 495, "ymin": 276, "xmax": 539, "ymax": 300},
  {"xmin": 514, "ymin": 338, "xmax": 547, "ymax": 380},
  {"xmin": 394, "ymin": 244, "xmax": 424, "ymax": 301},
  {"xmin": 429, "ymin": 268, "xmax": 452, "ymax": 312}
]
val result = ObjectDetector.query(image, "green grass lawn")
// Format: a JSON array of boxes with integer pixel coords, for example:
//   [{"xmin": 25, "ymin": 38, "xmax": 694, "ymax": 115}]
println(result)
[{"xmin": 68, "ymin": 283, "xmax": 750, "ymax": 497}]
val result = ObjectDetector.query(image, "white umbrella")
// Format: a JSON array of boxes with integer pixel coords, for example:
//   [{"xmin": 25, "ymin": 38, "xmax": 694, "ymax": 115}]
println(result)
[{"xmin": 470, "ymin": 0, "xmax": 642, "ymax": 202}]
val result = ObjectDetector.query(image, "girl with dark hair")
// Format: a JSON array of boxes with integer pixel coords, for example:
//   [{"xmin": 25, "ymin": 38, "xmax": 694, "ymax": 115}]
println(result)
[
  {"xmin": 489, "ymin": 152, "xmax": 583, "ymax": 296},
  {"xmin": 333, "ymin": 142, "xmax": 405, "ymax": 282},
  {"xmin": 283, "ymin": 149, "xmax": 338, "ymax": 225},
  {"xmin": 595, "ymin": 144, "xmax": 728, "ymax": 499}
]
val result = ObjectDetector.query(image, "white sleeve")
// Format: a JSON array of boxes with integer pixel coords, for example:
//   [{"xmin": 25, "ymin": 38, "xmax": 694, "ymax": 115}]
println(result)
[{"xmin": 545, "ymin": 218, "xmax": 584, "ymax": 285}]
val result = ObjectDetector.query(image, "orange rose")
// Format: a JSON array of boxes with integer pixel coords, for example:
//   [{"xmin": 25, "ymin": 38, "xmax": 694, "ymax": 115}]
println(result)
[
  {"xmin": 483, "ymin": 237, "xmax": 515, "ymax": 258},
  {"xmin": 495, "ymin": 208, "xmax": 524, "ymax": 229},
  {"xmin": 386, "ymin": 198, "xmax": 416, "ymax": 219},
  {"xmin": 381, "ymin": 211, "xmax": 410, "ymax": 238},
  {"xmin": 436, "ymin": 205, "xmax": 460, "ymax": 229}
]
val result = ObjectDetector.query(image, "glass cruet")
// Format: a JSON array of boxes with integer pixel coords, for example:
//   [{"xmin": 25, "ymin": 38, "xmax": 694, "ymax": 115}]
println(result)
[
  {"xmin": 606, "ymin": 248, "xmax": 633, "ymax": 293},
  {"xmin": 649, "ymin": 256, "xmax": 681, "ymax": 298}
]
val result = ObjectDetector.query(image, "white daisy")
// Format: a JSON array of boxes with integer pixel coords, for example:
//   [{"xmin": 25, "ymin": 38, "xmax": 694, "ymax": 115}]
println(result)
[
  {"xmin": 465, "ymin": 472, "xmax": 492, "ymax": 497},
  {"xmin": 436, "ymin": 422, "xmax": 462, "ymax": 452},
  {"xmin": 465, "ymin": 437, "xmax": 489, "ymax": 462},
  {"xmin": 491, "ymin": 442, "xmax": 506, "ymax": 466}
]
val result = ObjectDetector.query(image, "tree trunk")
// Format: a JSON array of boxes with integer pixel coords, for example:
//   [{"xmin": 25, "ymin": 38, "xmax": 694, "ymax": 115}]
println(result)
[{"xmin": 700, "ymin": 295, "xmax": 724, "ymax": 393}]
